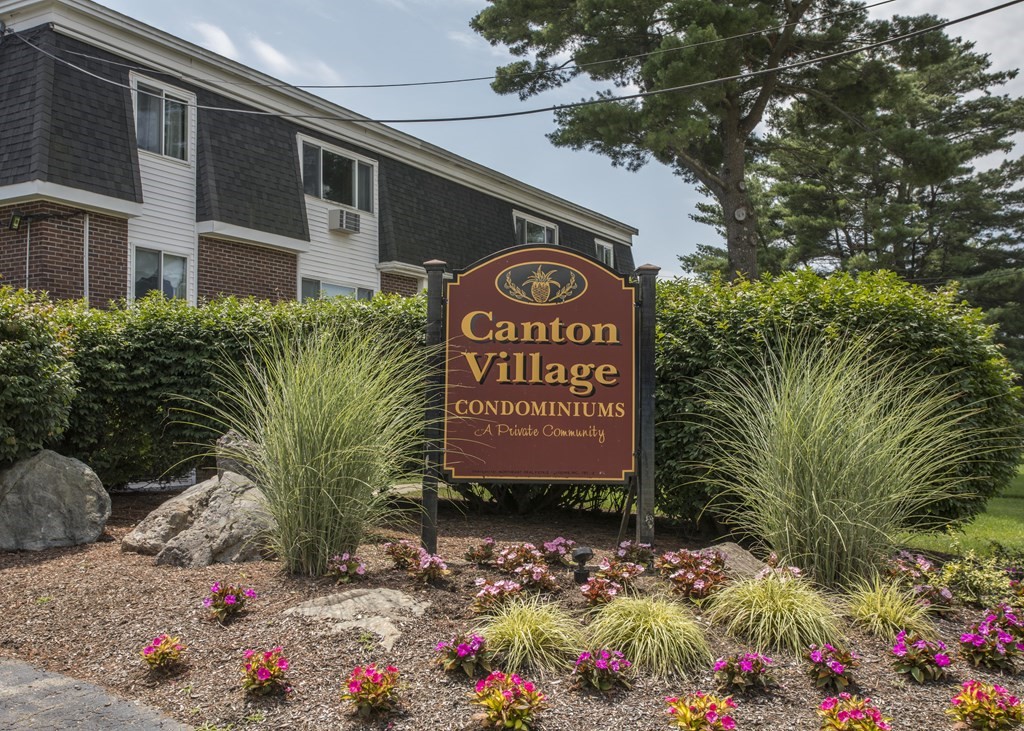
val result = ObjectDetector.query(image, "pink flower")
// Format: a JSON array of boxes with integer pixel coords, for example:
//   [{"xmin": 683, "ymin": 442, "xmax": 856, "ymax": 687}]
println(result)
[
  {"xmin": 721, "ymin": 717, "xmax": 736, "ymax": 730},
  {"xmin": 224, "ymin": 595, "xmax": 236, "ymax": 605},
  {"xmin": 256, "ymin": 667, "xmax": 271, "ymax": 681}
]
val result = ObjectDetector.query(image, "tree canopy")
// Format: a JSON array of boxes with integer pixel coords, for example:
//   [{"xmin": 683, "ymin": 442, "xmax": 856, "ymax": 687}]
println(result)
[{"xmin": 471, "ymin": 0, "xmax": 888, "ymax": 277}]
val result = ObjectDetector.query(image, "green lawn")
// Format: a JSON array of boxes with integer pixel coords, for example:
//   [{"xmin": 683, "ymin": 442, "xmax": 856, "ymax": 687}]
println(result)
[{"xmin": 902, "ymin": 468, "xmax": 1024, "ymax": 556}]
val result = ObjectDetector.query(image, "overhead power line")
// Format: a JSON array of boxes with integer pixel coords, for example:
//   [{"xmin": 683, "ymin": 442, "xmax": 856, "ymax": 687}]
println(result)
[
  {"xmin": 52, "ymin": 0, "xmax": 900, "ymax": 91},
  {"xmin": 6, "ymin": 0, "xmax": 1023, "ymax": 125}
]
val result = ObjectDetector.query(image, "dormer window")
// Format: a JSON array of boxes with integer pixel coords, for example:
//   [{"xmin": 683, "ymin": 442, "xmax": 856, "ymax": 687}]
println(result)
[
  {"xmin": 302, "ymin": 142, "xmax": 374, "ymax": 213},
  {"xmin": 135, "ymin": 82, "xmax": 188, "ymax": 161},
  {"xmin": 514, "ymin": 211, "xmax": 558, "ymax": 245}
]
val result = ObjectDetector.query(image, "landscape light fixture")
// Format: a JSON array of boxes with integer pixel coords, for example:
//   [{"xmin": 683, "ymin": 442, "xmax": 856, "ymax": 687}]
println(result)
[
  {"xmin": 8, "ymin": 210, "xmax": 24, "ymax": 231},
  {"xmin": 572, "ymin": 545, "xmax": 595, "ymax": 584}
]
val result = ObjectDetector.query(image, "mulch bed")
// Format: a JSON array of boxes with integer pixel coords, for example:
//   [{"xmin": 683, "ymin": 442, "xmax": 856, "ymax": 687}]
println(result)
[{"xmin": 0, "ymin": 492, "xmax": 1017, "ymax": 730}]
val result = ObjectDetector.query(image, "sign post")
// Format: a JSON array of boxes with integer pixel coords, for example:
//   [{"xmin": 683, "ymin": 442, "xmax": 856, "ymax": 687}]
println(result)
[
  {"xmin": 420, "ymin": 259, "xmax": 447, "ymax": 555},
  {"xmin": 635, "ymin": 264, "xmax": 660, "ymax": 544}
]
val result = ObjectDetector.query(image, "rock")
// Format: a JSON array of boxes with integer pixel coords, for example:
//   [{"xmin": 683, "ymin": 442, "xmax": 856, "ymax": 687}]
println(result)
[
  {"xmin": 712, "ymin": 541, "xmax": 767, "ymax": 580},
  {"xmin": 121, "ymin": 471, "xmax": 274, "ymax": 567},
  {"xmin": 215, "ymin": 430, "xmax": 256, "ymax": 480},
  {"xmin": 0, "ymin": 450, "xmax": 111, "ymax": 551},
  {"xmin": 284, "ymin": 588, "xmax": 431, "ymax": 651}
]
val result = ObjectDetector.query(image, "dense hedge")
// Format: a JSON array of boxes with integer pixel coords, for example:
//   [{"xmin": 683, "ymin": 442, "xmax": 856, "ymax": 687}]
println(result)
[
  {"xmin": 0, "ymin": 287, "xmax": 76, "ymax": 465},
  {"xmin": 0, "ymin": 270, "xmax": 1019, "ymax": 525},
  {"xmin": 49, "ymin": 293, "xmax": 426, "ymax": 487},
  {"xmin": 655, "ymin": 270, "xmax": 1024, "ymax": 527}
]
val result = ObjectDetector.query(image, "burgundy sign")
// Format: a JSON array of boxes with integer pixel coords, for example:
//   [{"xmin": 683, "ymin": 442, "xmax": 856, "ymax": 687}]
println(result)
[{"xmin": 443, "ymin": 246, "xmax": 636, "ymax": 482}]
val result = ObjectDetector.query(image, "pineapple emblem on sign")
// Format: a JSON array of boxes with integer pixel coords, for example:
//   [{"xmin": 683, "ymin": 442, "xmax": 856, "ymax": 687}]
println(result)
[{"xmin": 497, "ymin": 262, "xmax": 588, "ymax": 305}]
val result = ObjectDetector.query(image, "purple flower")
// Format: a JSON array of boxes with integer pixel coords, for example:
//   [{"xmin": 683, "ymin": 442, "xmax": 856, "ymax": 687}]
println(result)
[{"xmin": 224, "ymin": 595, "xmax": 236, "ymax": 605}]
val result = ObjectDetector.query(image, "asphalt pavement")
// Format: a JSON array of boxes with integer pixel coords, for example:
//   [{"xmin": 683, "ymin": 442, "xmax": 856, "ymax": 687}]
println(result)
[{"xmin": 0, "ymin": 658, "xmax": 189, "ymax": 730}]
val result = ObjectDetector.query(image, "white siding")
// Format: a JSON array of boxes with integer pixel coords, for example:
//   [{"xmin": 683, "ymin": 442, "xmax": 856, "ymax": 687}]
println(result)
[
  {"xmin": 300, "ymin": 198, "xmax": 380, "ymax": 293},
  {"xmin": 128, "ymin": 75, "xmax": 198, "ymax": 302}
]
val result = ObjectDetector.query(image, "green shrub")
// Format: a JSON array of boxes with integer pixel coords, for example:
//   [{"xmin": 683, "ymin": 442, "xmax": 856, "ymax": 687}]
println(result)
[
  {"xmin": 0, "ymin": 287, "xmax": 75, "ymax": 464},
  {"xmin": 201, "ymin": 321, "xmax": 434, "ymax": 576},
  {"xmin": 50, "ymin": 293, "xmax": 426, "ymax": 487},
  {"xmin": 706, "ymin": 574, "xmax": 841, "ymax": 656},
  {"xmin": 586, "ymin": 595, "xmax": 711, "ymax": 678},
  {"xmin": 703, "ymin": 331, "xmax": 995, "ymax": 586},
  {"xmin": 939, "ymin": 547, "xmax": 1012, "ymax": 608},
  {"xmin": 478, "ymin": 595, "xmax": 582, "ymax": 673},
  {"xmin": 845, "ymin": 577, "xmax": 935, "ymax": 641},
  {"xmin": 656, "ymin": 271, "xmax": 1023, "ymax": 528}
]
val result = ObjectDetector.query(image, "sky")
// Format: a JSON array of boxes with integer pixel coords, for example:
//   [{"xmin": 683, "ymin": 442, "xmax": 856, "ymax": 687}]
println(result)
[{"xmin": 90, "ymin": 0, "xmax": 1024, "ymax": 278}]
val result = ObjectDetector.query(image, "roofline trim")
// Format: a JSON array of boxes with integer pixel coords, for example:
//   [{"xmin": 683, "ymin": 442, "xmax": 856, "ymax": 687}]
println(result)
[
  {"xmin": 0, "ymin": 180, "xmax": 144, "ymax": 217},
  {"xmin": 196, "ymin": 220, "xmax": 311, "ymax": 253}
]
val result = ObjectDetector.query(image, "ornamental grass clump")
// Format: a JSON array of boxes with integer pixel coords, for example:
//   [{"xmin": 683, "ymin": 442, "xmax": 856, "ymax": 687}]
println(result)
[
  {"xmin": 805, "ymin": 644, "xmax": 859, "ymax": 693},
  {"xmin": 818, "ymin": 694, "xmax": 891, "ymax": 731},
  {"xmin": 572, "ymin": 649, "xmax": 632, "ymax": 693},
  {"xmin": 703, "ymin": 332, "xmax": 994, "ymax": 588},
  {"xmin": 845, "ymin": 576, "xmax": 936, "ymax": 641},
  {"xmin": 202, "ymin": 323, "xmax": 434, "ymax": 577},
  {"xmin": 141, "ymin": 634, "xmax": 186, "ymax": 673},
  {"xmin": 340, "ymin": 663, "xmax": 401, "ymax": 717},
  {"xmin": 587, "ymin": 595, "xmax": 711, "ymax": 678},
  {"xmin": 241, "ymin": 647, "xmax": 290, "ymax": 696},
  {"xmin": 947, "ymin": 680, "xmax": 1024, "ymax": 730},
  {"xmin": 713, "ymin": 652, "xmax": 776, "ymax": 694},
  {"xmin": 472, "ymin": 671, "xmax": 546, "ymax": 730},
  {"xmin": 434, "ymin": 633, "xmax": 493, "ymax": 678},
  {"xmin": 665, "ymin": 692, "xmax": 738, "ymax": 730},
  {"xmin": 706, "ymin": 573, "xmax": 841, "ymax": 656},
  {"xmin": 891, "ymin": 630, "xmax": 952, "ymax": 683},
  {"xmin": 478, "ymin": 595, "xmax": 583, "ymax": 673},
  {"xmin": 202, "ymin": 581, "xmax": 256, "ymax": 624}
]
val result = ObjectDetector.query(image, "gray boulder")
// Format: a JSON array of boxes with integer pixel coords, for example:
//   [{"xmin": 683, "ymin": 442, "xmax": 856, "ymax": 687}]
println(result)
[
  {"xmin": 284, "ymin": 589, "xmax": 431, "ymax": 651},
  {"xmin": 121, "ymin": 471, "xmax": 274, "ymax": 567},
  {"xmin": 712, "ymin": 541, "xmax": 767, "ymax": 580},
  {"xmin": 0, "ymin": 450, "xmax": 111, "ymax": 551}
]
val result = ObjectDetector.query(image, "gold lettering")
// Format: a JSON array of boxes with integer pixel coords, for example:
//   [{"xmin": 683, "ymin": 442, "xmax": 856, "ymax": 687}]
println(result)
[{"xmin": 461, "ymin": 311, "xmax": 493, "ymax": 341}]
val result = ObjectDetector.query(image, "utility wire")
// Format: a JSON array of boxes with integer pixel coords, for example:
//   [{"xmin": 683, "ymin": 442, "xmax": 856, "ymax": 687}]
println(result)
[
  {"xmin": 7, "ymin": 0, "xmax": 1023, "ymax": 124},
  {"xmin": 51, "ymin": 0, "xmax": 900, "ymax": 90}
]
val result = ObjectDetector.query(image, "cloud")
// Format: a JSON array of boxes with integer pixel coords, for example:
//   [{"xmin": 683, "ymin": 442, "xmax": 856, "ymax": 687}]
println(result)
[
  {"xmin": 447, "ymin": 30, "xmax": 509, "ymax": 59},
  {"xmin": 245, "ymin": 35, "xmax": 343, "ymax": 85},
  {"xmin": 248, "ymin": 35, "xmax": 299, "ymax": 77},
  {"xmin": 191, "ymin": 22, "xmax": 239, "ymax": 60}
]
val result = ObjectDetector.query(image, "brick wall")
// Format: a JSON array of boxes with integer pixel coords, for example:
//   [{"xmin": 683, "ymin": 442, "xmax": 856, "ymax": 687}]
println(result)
[
  {"xmin": 197, "ymin": 236, "xmax": 297, "ymax": 302},
  {"xmin": 380, "ymin": 272, "xmax": 420, "ymax": 296},
  {"xmin": 0, "ymin": 201, "xmax": 127, "ymax": 304}
]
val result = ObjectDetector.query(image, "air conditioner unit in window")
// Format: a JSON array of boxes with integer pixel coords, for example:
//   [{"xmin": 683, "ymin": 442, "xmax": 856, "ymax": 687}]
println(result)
[{"xmin": 328, "ymin": 209, "xmax": 361, "ymax": 234}]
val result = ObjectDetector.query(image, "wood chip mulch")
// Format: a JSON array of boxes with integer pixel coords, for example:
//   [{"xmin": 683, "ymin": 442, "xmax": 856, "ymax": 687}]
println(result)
[{"xmin": 0, "ymin": 491, "xmax": 1018, "ymax": 730}]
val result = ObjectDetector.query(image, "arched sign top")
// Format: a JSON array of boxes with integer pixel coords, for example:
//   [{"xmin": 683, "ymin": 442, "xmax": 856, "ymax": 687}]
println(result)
[{"xmin": 495, "ymin": 262, "xmax": 589, "ymax": 306}]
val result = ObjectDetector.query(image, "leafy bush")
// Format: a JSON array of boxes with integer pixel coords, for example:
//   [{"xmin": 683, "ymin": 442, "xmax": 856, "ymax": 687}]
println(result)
[
  {"xmin": 586, "ymin": 595, "xmax": 711, "ymax": 678},
  {"xmin": 472, "ymin": 671, "xmax": 546, "ymax": 730},
  {"xmin": 703, "ymin": 331, "xmax": 997, "ymax": 586},
  {"xmin": 845, "ymin": 577, "xmax": 935, "ymax": 641},
  {"xmin": 472, "ymin": 578, "xmax": 524, "ymax": 614},
  {"xmin": 805, "ymin": 643, "xmax": 859, "ymax": 693},
  {"xmin": 204, "ymin": 322, "xmax": 434, "ymax": 576},
  {"xmin": 340, "ymin": 663, "xmax": 400, "ymax": 717},
  {"xmin": 0, "ymin": 287, "xmax": 75, "ymax": 465},
  {"xmin": 49, "ymin": 293, "xmax": 426, "ymax": 487},
  {"xmin": 947, "ymin": 680, "xmax": 1024, "ymax": 730},
  {"xmin": 656, "ymin": 271, "xmax": 1023, "ymax": 527},
  {"xmin": 665, "ymin": 692, "xmax": 737, "ymax": 730},
  {"xmin": 478, "ymin": 595, "xmax": 582, "ymax": 673},
  {"xmin": 818, "ymin": 694, "xmax": 891, "ymax": 731},
  {"xmin": 572, "ymin": 649, "xmax": 633, "ymax": 693},
  {"xmin": 706, "ymin": 574, "xmax": 841, "ymax": 655},
  {"xmin": 434, "ymin": 633, "xmax": 493, "ymax": 678},
  {"xmin": 940, "ymin": 547, "xmax": 1012, "ymax": 607},
  {"xmin": 959, "ymin": 608, "xmax": 1024, "ymax": 671},
  {"xmin": 713, "ymin": 651, "xmax": 776, "ymax": 694},
  {"xmin": 891, "ymin": 631, "xmax": 952, "ymax": 683}
]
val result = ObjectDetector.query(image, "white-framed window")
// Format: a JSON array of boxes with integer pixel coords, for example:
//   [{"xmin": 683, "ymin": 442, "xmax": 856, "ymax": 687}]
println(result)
[
  {"xmin": 301, "ymin": 141, "xmax": 374, "ymax": 213},
  {"xmin": 514, "ymin": 211, "xmax": 558, "ymax": 245},
  {"xmin": 134, "ymin": 247, "xmax": 187, "ymax": 300},
  {"xmin": 301, "ymin": 278, "xmax": 374, "ymax": 302},
  {"xmin": 595, "ymin": 240, "xmax": 615, "ymax": 267},
  {"xmin": 133, "ymin": 80, "xmax": 189, "ymax": 161}
]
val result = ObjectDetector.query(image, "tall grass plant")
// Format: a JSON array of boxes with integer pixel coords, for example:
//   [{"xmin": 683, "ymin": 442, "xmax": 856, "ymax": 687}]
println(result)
[
  {"xmin": 200, "ymin": 323, "xmax": 434, "ymax": 576},
  {"xmin": 704, "ymin": 331, "xmax": 995, "ymax": 587}
]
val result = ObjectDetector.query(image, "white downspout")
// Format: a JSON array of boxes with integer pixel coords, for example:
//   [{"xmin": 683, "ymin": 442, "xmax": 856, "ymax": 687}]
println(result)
[{"xmin": 83, "ymin": 213, "xmax": 90, "ymax": 304}]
